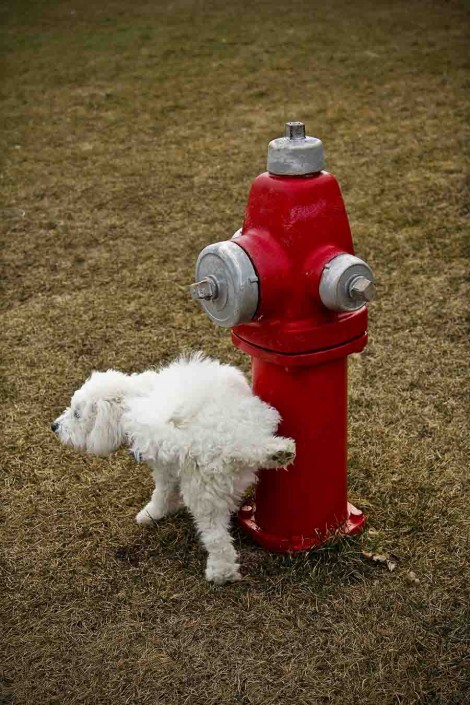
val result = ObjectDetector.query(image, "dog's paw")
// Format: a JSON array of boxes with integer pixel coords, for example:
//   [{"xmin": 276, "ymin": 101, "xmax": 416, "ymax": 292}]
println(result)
[
  {"xmin": 266, "ymin": 438, "xmax": 296, "ymax": 468},
  {"xmin": 135, "ymin": 507, "xmax": 159, "ymax": 526},
  {"xmin": 205, "ymin": 560, "xmax": 241, "ymax": 585}
]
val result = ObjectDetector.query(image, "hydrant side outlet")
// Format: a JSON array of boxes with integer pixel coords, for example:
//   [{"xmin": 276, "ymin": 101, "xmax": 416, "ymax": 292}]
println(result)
[
  {"xmin": 319, "ymin": 253, "xmax": 375, "ymax": 312},
  {"xmin": 192, "ymin": 241, "xmax": 259, "ymax": 328}
]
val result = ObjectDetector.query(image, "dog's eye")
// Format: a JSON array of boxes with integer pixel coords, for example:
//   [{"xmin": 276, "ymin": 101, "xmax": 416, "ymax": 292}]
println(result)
[{"xmin": 73, "ymin": 410, "xmax": 80, "ymax": 419}]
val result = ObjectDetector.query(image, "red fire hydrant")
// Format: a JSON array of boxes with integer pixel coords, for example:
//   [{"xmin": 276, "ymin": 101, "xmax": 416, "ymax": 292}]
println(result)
[{"xmin": 190, "ymin": 122, "xmax": 375, "ymax": 552}]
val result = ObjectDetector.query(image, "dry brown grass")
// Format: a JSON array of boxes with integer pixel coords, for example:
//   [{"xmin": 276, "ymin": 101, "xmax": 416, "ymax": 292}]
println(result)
[{"xmin": 1, "ymin": 1, "xmax": 469, "ymax": 703}]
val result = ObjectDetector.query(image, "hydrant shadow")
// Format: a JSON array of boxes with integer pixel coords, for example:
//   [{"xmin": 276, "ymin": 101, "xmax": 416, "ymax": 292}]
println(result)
[{"xmin": 233, "ymin": 524, "xmax": 377, "ymax": 592}]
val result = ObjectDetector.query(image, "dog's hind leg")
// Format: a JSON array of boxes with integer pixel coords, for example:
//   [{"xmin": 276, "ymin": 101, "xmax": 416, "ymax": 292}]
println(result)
[
  {"xmin": 239, "ymin": 436, "xmax": 296, "ymax": 470},
  {"xmin": 180, "ymin": 463, "xmax": 241, "ymax": 585},
  {"xmin": 192, "ymin": 506, "xmax": 241, "ymax": 585},
  {"xmin": 259, "ymin": 436, "xmax": 296, "ymax": 469},
  {"xmin": 136, "ymin": 463, "xmax": 182, "ymax": 526}
]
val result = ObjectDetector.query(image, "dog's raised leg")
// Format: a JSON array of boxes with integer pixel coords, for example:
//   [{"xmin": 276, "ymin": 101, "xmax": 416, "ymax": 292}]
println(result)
[{"xmin": 136, "ymin": 464, "xmax": 182, "ymax": 526}]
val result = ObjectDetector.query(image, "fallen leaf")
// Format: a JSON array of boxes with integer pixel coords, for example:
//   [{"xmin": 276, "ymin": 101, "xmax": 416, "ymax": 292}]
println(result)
[
  {"xmin": 362, "ymin": 552, "xmax": 397, "ymax": 572},
  {"xmin": 406, "ymin": 571, "xmax": 420, "ymax": 584},
  {"xmin": 372, "ymin": 554, "xmax": 388, "ymax": 563}
]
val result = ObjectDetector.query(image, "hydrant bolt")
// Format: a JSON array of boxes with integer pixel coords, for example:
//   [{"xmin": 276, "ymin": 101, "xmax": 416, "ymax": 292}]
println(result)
[
  {"xmin": 190, "ymin": 277, "xmax": 218, "ymax": 301},
  {"xmin": 349, "ymin": 276, "xmax": 376, "ymax": 303},
  {"xmin": 285, "ymin": 121, "xmax": 306, "ymax": 140}
]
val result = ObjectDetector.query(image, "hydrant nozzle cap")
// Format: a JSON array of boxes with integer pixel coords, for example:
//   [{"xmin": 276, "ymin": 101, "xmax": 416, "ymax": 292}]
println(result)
[
  {"xmin": 319, "ymin": 254, "xmax": 375, "ymax": 312},
  {"xmin": 191, "ymin": 240, "xmax": 259, "ymax": 328},
  {"xmin": 267, "ymin": 121, "xmax": 325, "ymax": 176}
]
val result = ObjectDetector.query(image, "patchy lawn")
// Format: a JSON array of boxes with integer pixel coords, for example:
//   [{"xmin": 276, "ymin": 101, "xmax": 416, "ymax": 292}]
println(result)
[{"xmin": 1, "ymin": 1, "xmax": 469, "ymax": 703}]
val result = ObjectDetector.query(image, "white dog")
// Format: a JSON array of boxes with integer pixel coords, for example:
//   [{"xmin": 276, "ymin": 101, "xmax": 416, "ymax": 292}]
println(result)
[{"xmin": 52, "ymin": 354, "xmax": 295, "ymax": 584}]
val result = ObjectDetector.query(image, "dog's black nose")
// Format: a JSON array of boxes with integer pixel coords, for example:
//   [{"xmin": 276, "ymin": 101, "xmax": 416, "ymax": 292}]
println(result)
[{"xmin": 51, "ymin": 422, "xmax": 59, "ymax": 432}]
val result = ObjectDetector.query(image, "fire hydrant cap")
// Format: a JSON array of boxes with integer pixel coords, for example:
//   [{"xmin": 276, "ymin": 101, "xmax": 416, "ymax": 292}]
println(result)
[
  {"xmin": 267, "ymin": 122, "xmax": 325, "ymax": 176},
  {"xmin": 191, "ymin": 240, "xmax": 259, "ymax": 328},
  {"xmin": 319, "ymin": 253, "xmax": 375, "ymax": 312}
]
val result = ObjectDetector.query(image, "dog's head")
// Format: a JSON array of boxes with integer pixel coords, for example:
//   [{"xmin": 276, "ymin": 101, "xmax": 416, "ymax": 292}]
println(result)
[{"xmin": 52, "ymin": 370, "xmax": 131, "ymax": 456}]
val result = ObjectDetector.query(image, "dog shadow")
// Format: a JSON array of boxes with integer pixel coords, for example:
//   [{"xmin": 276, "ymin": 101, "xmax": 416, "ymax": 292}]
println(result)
[{"xmin": 112, "ymin": 509, "xmax": 377, "ymax": 593}]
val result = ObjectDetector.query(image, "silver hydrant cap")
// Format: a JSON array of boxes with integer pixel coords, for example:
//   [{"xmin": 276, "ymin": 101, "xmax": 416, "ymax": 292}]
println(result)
[
  {"xmin": 190, "ymin": 240, "xmax": 259, "ymax": 328},
  {"xmin": 267, "ymin": 121, "xmax": 325, "ymax": 176},
  {"xmin": 319, "ymin": 254, "xmax": 375, "ymax": 312}
]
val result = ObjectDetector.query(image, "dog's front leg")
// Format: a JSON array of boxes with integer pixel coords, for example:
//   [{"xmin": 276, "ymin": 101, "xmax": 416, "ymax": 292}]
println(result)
[{"xmin": 136, "ymin": 463, "xmax": 182, "ymax": 526}]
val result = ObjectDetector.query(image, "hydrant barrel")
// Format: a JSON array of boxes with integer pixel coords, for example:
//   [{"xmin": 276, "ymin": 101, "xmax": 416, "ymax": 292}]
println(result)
[
  {"xmin": 251, "ymin": 357, "xmax": 349, "ymax": 547},
  {"xmin": 191, "ymin": 122, "xmax": 374, "ymax": 552}
]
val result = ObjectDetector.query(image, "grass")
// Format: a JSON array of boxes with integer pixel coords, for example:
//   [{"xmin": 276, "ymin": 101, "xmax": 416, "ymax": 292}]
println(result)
[{"xmin": 1, "ymin": 0, "xmax": 469, "ymax": 703}]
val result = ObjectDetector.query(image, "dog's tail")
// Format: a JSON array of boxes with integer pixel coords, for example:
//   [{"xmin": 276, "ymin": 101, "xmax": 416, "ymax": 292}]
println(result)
[{"xmin": 261, "ymin": 437, "xmax": 296, "ymax": 469}]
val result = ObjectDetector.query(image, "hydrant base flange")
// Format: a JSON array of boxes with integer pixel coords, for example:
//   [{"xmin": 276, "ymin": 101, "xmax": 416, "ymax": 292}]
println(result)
[{"xmin": 238, "ymin": 502, "xmax": 365, "ymax": 553}]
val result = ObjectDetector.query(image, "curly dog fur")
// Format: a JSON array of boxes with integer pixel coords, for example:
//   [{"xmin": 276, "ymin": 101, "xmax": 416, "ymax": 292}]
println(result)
[{"xmin": 52, "ymin": 354, "xmax": 295, "ymax": 583}]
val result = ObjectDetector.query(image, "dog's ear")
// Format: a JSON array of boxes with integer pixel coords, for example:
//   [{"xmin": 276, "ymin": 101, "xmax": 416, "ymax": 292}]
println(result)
[{"xmin": 86, "ymin": 398, "xmax": 124, "ymax": 456}]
